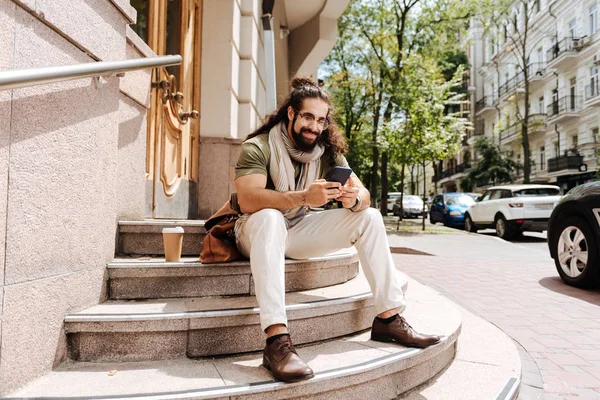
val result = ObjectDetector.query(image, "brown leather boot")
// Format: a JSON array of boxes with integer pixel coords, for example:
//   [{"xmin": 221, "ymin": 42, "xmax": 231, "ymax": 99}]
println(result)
[
  {"xmin": 262, "ymin": 335, "xmax": 314, "ymax": 382},
  {"xmin": 371, "ymin": 315, "xmax": 441, "ymax": 348}
]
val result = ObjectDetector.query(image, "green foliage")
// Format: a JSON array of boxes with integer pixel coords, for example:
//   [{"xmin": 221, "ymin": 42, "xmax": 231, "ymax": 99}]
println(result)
[
  {"xmin": 467, "ymin": 136, "xmax": 521, "ymax": 186},
  {"xmin": 321, "ymin": 0, "xmax": 472, "ymax": 200}
]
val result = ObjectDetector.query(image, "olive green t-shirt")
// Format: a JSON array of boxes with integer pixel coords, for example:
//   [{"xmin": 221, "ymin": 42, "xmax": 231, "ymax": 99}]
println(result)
[{"xmin": 235, "ymin": 133, "xmax": 351, "ymax": 189}]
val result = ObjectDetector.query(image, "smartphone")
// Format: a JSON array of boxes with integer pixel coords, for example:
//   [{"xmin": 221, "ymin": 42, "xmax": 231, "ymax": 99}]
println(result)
[{"xmin": 327, "ymin": 166, "xmax": 353, "ymax": 185}]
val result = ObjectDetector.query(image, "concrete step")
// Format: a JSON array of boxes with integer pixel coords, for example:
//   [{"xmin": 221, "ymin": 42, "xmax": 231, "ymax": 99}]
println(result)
[
  {"xmin": 108, "ymin": 251, "xmax": 359, "ymax": 299},
  {"xmin": 66, "ymin": 269, "xmax": 401, "ymax": 361},
  {"xmin": 13, "ymin": 278, "xmax": 465, "ymax": 400},
  {"xmin": 118, "ymin": 220, "xmax": 206, "ymax": 256}
]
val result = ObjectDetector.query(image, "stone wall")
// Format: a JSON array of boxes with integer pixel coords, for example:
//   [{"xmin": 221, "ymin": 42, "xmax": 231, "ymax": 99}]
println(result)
[{"xmin": 0, "ymin": 0, "xmax": 150, "ymax": 393}]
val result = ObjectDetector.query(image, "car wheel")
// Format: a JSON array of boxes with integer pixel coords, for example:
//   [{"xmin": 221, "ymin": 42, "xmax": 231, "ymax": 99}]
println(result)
[
  {"xmin": 553, "ymin": 216, "xmax": 600, "ymax": 288},
  {"xmin": 464, "ymin": 214, "xmax": 477, "ymax": 233},
  {"xmin": 495, "ymin": 215, "xmax": 514, "ymax": 240}
]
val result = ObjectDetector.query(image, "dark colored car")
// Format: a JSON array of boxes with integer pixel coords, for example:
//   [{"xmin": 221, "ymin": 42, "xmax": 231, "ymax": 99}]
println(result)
[
  {"xmin": 547, "ymin": 181, "xmax": 600, "ymax": 288},
  {"xmin": 429, "ymin": 193, "xmax": 476, "ymax": 227}
]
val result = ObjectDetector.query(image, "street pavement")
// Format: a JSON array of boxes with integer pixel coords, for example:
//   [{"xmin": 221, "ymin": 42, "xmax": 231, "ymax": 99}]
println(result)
[{"xmin": 387, "ymin": 227, "xmax": 600, "ymax": 399}]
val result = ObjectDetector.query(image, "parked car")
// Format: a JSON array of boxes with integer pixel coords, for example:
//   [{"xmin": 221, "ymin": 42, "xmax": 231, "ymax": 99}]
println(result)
[
  {"xmin": 393, "ymin": 195, "xmax": 426, "ymax": 218},
  {"xmin": 429, "ymin": 193, "xmax": 476, "ymax": 227},
  {"xmin": 547, "ymin": 181, "xmax": 600, "ymax": 288},
  {"xmin": 464, "ymin": 184, "xmax": 562, "ymax": 240},
  {"xmin": 387, "ymin": 192, "xmax": 404, "ymax": 212},
  {"xmin": 422, "ymin": 196, "xmax": 434, "ymax": 208},
  {"xmin": 467, "ymin": 192, "xmax": 482, "ymax": 201}
]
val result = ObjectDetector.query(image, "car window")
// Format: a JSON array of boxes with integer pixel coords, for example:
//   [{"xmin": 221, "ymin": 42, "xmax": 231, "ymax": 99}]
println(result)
[
  {"xmin": 501, "ymin": 190, "xmax": 513, "ymax": 199},
  {"xmin": 446, "ymin": 195, "xmax": 475, "ymax": 206},
  {"xmin": 404, "ymin": 196, "xmax": 421, "ymax": 202},
  {"xmin": 479, "ymin": 191, "xmax": 491, "ymax": 202},
  {"xmin": 490, "ymin": 190, "xmax": 502, "ymax": 200},
  {"xmin": 513, "ymin": 188, "xmax": 560, "ymax": 196}
]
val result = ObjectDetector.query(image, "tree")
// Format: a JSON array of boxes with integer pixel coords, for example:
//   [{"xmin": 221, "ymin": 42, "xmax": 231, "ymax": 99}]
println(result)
[
  {"xmin": 465, "ymin": 136, "xmax": 521, "ymax": 186},
  {"xmin": 322, "ymin": 0, "xmax": 474, "ymax": 217}
]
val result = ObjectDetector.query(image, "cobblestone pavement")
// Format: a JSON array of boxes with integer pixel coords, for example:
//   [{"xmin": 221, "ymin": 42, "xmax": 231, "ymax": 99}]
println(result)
[{"xmin": 388, "ymin": 231, "xmax": 600, "ymax": 400}]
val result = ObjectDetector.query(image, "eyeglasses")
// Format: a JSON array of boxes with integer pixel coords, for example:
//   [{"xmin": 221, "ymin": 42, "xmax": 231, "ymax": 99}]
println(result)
[{"xmin": 295, "ymin": 110, "xmax": 330, "ymax": 130}]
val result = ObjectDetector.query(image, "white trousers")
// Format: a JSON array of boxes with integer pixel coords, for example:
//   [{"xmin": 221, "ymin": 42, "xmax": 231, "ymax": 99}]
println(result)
[{"xmin": 236, "ymin": 207, "xmax": 407, "ymax": 331}]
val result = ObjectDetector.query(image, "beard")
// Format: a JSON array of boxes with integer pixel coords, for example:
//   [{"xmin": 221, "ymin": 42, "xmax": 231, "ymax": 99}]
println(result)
[{"xmin": 291, "ymin": 117, "xmax": 320, "ymax": 152}]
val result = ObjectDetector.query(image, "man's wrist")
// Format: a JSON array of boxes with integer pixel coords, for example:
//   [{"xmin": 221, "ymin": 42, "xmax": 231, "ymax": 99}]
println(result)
[{"xmin": 349, "ymin": 194, "xmax": 362, "ymax": 212}]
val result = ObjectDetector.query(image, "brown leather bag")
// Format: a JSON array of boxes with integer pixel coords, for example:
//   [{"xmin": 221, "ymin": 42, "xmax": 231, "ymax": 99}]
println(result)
[{"xmin": 200, "ymin": 193, "xmax": 245, "ymax": 264}]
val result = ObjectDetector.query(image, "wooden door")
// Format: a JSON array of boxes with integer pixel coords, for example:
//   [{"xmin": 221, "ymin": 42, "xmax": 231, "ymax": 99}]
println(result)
[{"xmin": 132, "ymin": 0, "xmax": 202, "ymax": 219}]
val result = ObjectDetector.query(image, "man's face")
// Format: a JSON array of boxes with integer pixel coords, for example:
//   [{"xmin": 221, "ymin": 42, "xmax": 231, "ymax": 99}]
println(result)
[{"xmin": 287, "ymin": 98, "xmax": 329, "ymax": 152}]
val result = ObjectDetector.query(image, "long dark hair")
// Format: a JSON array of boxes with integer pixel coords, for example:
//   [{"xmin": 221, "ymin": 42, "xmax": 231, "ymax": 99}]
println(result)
[{"xmin": 246, "ymin": 76, "xmax": 348, "ymax": 163}]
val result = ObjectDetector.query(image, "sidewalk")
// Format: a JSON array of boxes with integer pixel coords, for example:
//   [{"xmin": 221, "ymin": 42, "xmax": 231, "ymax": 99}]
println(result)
[{"xmin": 388, "ymin": 230, "xmax": 600, "ymax": 399}]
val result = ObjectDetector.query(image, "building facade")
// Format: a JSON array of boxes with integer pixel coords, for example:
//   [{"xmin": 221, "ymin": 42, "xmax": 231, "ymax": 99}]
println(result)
[
  {"xmin": 440, "ymin": 0, "xmax": 600, "ymax": 194},
  {"xmin": 0, "ymin": 0, "xmax": 348, "ymax": 393}
]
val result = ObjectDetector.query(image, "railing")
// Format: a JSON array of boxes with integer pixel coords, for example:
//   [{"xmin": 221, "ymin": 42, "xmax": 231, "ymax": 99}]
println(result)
[
  {"xmin": 475, "ymin": 96, "xmax": 494, "ymax": 113},
  {"xmin": 0, "ymin": 55, "xmax": 183, "ymax": 91},
  {"xmin": 547, "ymin": 95, "xmax": 582, "ymax": 118},
  {"xmin": 585, "ymin": 80, "xmax": 600, "ymax": 101},
  {"xmin": 546, "ymin": 37, "xmax": 581, "ymax": 64},
  {"xmin": 500, "ymin": 124, "xmax": 518, "ymax": 142},
  {"xmin": 548, "ymin": 155, "xmax": 584, "ymax": 172},
  {"xmin": 527, "ymin": 62, "xmax": 547, "ymax": 78},
  {"xmin": 498, "ymin": 71, "xmax": 524, "ymax": 98}
]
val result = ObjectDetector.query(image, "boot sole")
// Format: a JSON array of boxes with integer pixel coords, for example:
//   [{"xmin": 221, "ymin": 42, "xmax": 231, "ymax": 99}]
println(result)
[{"xmin": 370, "ymin": 334, "xmax": 440, "ymax": 349}]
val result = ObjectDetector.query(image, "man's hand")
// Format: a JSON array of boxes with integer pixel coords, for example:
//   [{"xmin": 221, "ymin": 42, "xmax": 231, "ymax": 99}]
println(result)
[
  {"xmin": 305, "ymin": 179, "xmax": 342, "ymax": 207},
  {"xmin": 336, "ymin": 184, "xmax": 360, "ymax": 209}
]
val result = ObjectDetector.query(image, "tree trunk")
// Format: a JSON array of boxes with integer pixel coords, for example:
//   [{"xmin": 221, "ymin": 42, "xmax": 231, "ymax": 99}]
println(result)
[
  {"xmin": 422, "ymin": 161, "xmax": 426, "ymax": 231},
  {"xmin": 380, "ymin": 152, "xmax": 388, "ymax": 215},
  {"xmin": 398, "ymin": 163, "xmax": 406, "ymax": 222}
]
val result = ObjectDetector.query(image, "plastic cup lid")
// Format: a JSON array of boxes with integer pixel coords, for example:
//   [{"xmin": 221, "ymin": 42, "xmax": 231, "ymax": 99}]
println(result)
[{"xmin": 162, "ymin": 227, "xmax": 184, "ymax": 233}]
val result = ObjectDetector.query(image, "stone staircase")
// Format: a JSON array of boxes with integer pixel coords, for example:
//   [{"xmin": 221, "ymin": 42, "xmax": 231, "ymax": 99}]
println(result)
[{"xmin": 7, "ymin": 219, "xmax": 475, "ymax": 399}]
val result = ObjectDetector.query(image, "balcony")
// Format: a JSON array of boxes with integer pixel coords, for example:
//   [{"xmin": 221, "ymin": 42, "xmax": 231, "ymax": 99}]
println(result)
[
  {"xmin": 497, "ymin": 71, "xmax": 524, "ymax": 99},
  {"xmin": 546, "ymin": 37, "xmax": 584, "ymax": 71},
  {"xmin": 585, "ymin": 80, "xmax": 600, "ymax": 107},
  {"xmin": 475, "ymin": 96, "xmax": 495, "ymax": 116},
  {"xmin": 528, "ymin": 113, "xmax": 547, "ymax": 134},
  {"xmin": 548, "ymin": 155, "xmax": 584, "ymax": 173},
  {"xmin": 547, "ymin": 95, "xmax": 582, "ymax": 123},
  {"xmin": 526, "ymin": 62, "xmax": 551, "ymax": 90},
  {"xmin": 500, "ymin": 124, "xmax": 518, "ymax": 144}
]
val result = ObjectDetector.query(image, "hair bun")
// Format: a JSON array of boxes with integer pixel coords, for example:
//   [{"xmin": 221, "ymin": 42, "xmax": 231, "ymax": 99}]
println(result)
[{"xmin": 291, "ymin": 76, "xmax": 318, "ymax": 90}]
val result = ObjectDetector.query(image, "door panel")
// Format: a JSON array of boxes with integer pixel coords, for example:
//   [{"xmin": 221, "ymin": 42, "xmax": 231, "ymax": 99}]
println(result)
[{"xmin": 133, "ymin": 0, "xmax": 202, "ymax": 219}]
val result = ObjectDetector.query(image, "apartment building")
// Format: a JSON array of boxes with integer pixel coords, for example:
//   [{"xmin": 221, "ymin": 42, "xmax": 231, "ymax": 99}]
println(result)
[{"xmin": 439, "ymin": 0, "xmax": 600, "ymax": 194}]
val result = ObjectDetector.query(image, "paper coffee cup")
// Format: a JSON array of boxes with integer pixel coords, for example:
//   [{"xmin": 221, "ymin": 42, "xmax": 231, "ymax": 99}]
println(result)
[{"xmin": 162, "ymin": 227, "xmax": 184, "ymax": 262}]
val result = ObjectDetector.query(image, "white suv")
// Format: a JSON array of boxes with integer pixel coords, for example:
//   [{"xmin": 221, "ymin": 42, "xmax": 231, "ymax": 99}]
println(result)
[{"xmin": 464, "ymin": 184, "xmax": 562, "ymax": 239}]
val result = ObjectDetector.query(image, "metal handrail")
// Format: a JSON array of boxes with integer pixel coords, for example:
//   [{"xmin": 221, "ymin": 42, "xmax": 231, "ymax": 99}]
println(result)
[{"xmin": 0, "ymin": 55, "xmax": 182, "ymax": 91}]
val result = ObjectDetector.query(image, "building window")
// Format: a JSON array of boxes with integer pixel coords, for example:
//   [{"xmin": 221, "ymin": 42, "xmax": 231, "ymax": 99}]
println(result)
[
  {"xmin": 535, "ymin": 0, "xmax": 540, "ymax": 14},
  {"xmin": 593, "ymin": 127, "xmax": 599, "ymax": 142},
  {"xmin": 591, "ymin": 4, "xmax": 598, "ymax": 36},
  {"xmin": 538, "ymin": 96, "xmax": 545, "ymax": 114},
  {"xmin": 569, "ymin": 20, "xmax": 576, "ymax": 38},
  {"xmin": 572, "ymin": 135, "xmax": 578, "ymax": 148},
  {"xmin": 540, "ymin": 146, "xmax": 546, "ymax": 169},
  {"xmin": 591, "ymin": 63, "xmax": 599, "ymax": 97},
  {"xmin": 554, "ymin": 142, "xmax": 560, "ymax": 157}
]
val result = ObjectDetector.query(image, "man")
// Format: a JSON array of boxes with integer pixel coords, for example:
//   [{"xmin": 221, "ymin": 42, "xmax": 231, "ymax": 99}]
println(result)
[{"xmin": 234, "ymin": 76, "xmax": 440, "ymax": 383}]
